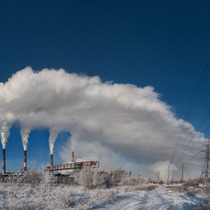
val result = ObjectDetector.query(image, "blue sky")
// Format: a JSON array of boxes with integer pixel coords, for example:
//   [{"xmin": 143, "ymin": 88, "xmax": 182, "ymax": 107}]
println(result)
[{"xmin": 0, "ymin": 0, "xmax": 210, "ymax": 174}]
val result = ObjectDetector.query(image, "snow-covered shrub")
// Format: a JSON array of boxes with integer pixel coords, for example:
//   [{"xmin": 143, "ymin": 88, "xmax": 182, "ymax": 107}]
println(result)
[
  {"xmin": 18, "ymin": 168, "xmax": 42, "ymax": 184},
  {"xmin": 75, "ymin": 189, "xmax": 119, "ymax": 209},
  {"xmin": 40, "ymin": 169, "xmax": 57, "ymax": 186},
  {"xmin": 17, "ymin": 168, "xmax": 57, "ymax": 186},
  {"xmin": 105, "ymin": 190, "xmax": 118, "ymax": 202},
  {"xmin": 159, "ymin": 180, "xmax": 165, "ymax": 185},
  {"xmin": 38, "ymin": 186, "xmax": 75, "ymax": 209},
  {"xmin": 55, "ymin": 174, "xmax": 74, "ymax": 184},
  {"xmin": 73, "ymin": 167, "xmax": 112, "ymax": 189},
  {"xmin": 184, "ymin": 179, "xmax": 200, "ymax": 187},
  {"xmin": 134, "ymin": 184, "xmax": 158, "ymax": 191},
  {"xmin": 98, "ymin": 190, "xmax": 119, "ymax": 202},
  {"xmin": 185, "ymin": 188, "xmax": 196, "ymax": 196},
  {"xmin": 0, "ymin": 169, "xmax": 119, "ymax": 209},
  {"xmin": 110, "ymin": 167, "xmax": 127, "ymax": 184},
  {"xmin": 196, "ymin": 179, "xmax": 210, "ymax": 209},
  {"xmin": 118, "ymin": 176, "xmax": 158, "ymax": 192},
  {"xmin": 78, "ymin": 167, "xmax": 94, "ymax": 188},
  {"xmin": 103, "ymin": 174, "xmax": 113, "ymax": 188},
  {"xmin": 120, "ymin": 177, "xmax": 149, "ymax": 186},
  {"xmin": 170, "ymin": 179, "xmax": 179, "ymax": 184},
  {"xmin": 0, "ymin": 182, "xmax": 82, "ymax": 209}
]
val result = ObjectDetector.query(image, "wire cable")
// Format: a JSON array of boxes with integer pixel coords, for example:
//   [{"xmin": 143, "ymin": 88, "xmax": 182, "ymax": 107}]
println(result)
[
  {"xmin": 183, "ymin": 150, "xmax": 202, "ymax": 168},
  {"xmin": 170, "ymin": 58, "xmax": 210, "ymax": 166},
  {"xmin": 174, "ymin": 113, "xmax": 210, "ymax": 165}
]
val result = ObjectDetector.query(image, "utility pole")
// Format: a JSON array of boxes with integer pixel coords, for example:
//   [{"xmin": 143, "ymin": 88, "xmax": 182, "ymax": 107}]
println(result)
[
  {"xmin": 167, "ymin": 166, "xmax": 170, "ymax": 184},
  {"xmin": 157, "ymin": 171, "xmax": 160, "ymax": 183},
  {"xmin": 181, "ymin": 162, "xmax": 184, "ymax": 182},
  {"xmin": 200, "ymin": 138, "xmax": 210, "ymax": 180}
]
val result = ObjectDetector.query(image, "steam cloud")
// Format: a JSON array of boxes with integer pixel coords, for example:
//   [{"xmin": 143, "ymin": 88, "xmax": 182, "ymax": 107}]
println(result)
[
  {"xmin": 0, "ymin": 122, "xmax": 11, "ymax": 149},
  {"xmin": 0, "ymin": 67, "xmax": 206, "ymax": 179},
  {"xmin": 20, "ymin": 127, "xmax": 31, "ymax": 151},
  {"xmin": 49, "ymin": 128, "xmax": 58, "ymax": 155}
]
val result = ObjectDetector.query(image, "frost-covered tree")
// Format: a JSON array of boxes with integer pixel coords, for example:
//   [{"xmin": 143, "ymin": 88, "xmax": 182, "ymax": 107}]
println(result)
[
  {"xmin": 73, "ymin": 167, "xmax": 112, "ymax": 189},
  {"xmin": 111, "ymin": 167, "xmax": 127, "ymax": 184}
]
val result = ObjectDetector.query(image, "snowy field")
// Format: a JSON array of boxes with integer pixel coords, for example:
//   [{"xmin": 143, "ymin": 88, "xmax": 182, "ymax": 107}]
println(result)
[
  {"xmin": 0, "ymin": 183, "xmax": 206, "ymax": 209},
  {"xmin": 93, "ymin": 186, "xmax": 204, "ymax": 210},
  {"xmin": 0, "ymin": 169, "xmax": 208, "ymax": 209}
]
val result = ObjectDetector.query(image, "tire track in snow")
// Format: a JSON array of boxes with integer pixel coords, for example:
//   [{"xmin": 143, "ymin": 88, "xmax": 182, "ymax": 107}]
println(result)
[{"xmin": 92, "ymin": 186, "xmax": 201, "ymax": 210}]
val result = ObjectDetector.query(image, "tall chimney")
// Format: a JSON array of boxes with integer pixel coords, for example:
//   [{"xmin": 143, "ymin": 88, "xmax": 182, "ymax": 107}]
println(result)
[
  {"xmin": 2, "ymin": 149, "xmax": 5, "ymax": 175},
  {"xmin": 24, "ymin": 150, "xmax": 27, "ymax": 172},
  {"xmin": 50, "ymin": 154, "xmax": 53, "ymax": 173},
  {"xmin": 72, "ymin": 151, "xmax": 74, "ymax": 162}
]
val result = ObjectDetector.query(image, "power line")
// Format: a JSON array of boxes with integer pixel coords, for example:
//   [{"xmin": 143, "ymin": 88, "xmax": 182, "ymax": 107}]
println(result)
[
  {"xmin": 184, "ymin": 121, "xmax": 210, "ymax": 157},
  {"xmin": 200, "ymin": 139, "xmax": 210, "ymax": 179},
  {"xmin": 173, "ymin": 150, "xmax": 202, "ymax": 180},
  {"xmin": 174, "ymin": 113, "xmax": 210, "ymax": 165},
  {"xmin": 170, "ymin": 58, "xmax": 210, "ymax": 166},
  {"xmin": 182, "ymin": 150, "xmax": 202, "ymax": 168},
  {"xmin": 183, "ymin": 161, "xmax": 202, "ymax": 169},
  {"xmin": 176, "ymin": 150, "xmax": 201, "ymax": 170}
]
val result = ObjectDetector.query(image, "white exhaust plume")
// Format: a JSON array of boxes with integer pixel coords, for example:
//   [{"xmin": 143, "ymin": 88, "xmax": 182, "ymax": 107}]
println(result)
[
  {"xmin": 49, "ymin": 128, "xmax": 58, "ymax": 155},
  {"xmin": 20, "ymin": 127, "xmax": 31, "ymax": 151},
  {"xmin": 0, "ymin": 122, "xmax": 11, "ymax": 149},
  {"xmin": 0, "ymin": 67, "xmax": 207, "ymax": 179}
]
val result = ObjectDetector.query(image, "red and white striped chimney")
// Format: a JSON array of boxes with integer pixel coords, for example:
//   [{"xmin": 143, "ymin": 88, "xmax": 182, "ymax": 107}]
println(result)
[
  {"xmin": 24, "ymin": 150, "xmax": 27, "ymax": 172},
  {"xmin": 72, "ymin": 151, "xmax": 74, "ymax": 162},
  {"xmin": 50, "ymin": 154, "xmax": 53, "ymax": 173},
  {"xmin": 2, "ymin": 149, "xmax": 6, "ymax": 175}
]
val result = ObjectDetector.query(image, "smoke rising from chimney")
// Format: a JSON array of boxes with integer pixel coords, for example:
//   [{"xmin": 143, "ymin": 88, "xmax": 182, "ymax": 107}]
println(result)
[
  {"xmin": 49, "ymin": 128, "xmax": 58, "ymax": 155},
  {"xmin": 20, "ymin": 127, "xmax": 31, "ymax": 151},
  {"xmin": 0, "ymin": 122, "xmax": 11, "ymax": 149},
  {"xmin": 0, "ymin": 67, "xmax": 207, "ymax": 179}
]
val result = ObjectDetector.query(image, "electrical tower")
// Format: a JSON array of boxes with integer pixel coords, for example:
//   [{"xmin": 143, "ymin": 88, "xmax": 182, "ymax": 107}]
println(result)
[
  {"xmin": 181, "ymin": 162, "xmax": 184, "ymax": 182},
  {"xmin": 200, "ymin": 138, "xmax": 210, "ymax": 179},
  {"xmin": 157, "ymin": 171, "xmax": 160, "ymax": 183}
]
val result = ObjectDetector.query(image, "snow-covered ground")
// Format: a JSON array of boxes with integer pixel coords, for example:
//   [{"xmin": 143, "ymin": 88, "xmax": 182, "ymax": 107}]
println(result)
[
  {"xmin": 92, "ymin": 186, "xmax": 203, "ymax": 210},
  {"xmin": 0, "ymin": 182, "xmax": 206, "ymax": 209}
]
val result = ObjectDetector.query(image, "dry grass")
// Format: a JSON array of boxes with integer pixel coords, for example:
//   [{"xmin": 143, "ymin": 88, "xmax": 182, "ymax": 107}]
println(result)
[
  {"xmin": 184, "ymin": 179, "xmax": 200, "ymax": 187},
  {"xmin": 134, "ymin": 184, "xmax": 158, "ymax": 191},
  {"xmin": 120, "ymin": 177, "xmax": 149, "ymax": 186}
]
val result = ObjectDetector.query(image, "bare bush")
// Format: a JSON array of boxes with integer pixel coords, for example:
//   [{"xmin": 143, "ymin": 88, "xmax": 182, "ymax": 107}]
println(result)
[
  {"xmin": 159, "ymin": 180, "xmax": 165, "ymax": 185},
  {"xmin": 166, "ymin": 178, "xmax": 208, "ymax": 197},
  {"xmin": 196, "ymin": 180, "xmax": 210, "ymax": 209},
  {"xmin": 73, "ymin": 167, "xmax": 112, "ymax": 189},
  {"xmin": 18, "ymin": 168, "xmax": 42, "ymax": 184},
  {"xmin": 110, "ymin": 167, "xmax": 127, "ymax": 184},
  {"xmin": 134, "ymin": 185, "xmax": 158, "ymax": 191},
  {"xmin": 100, "ymin": 190, "xmax": 119, "ymax": 202},
  {"xmin": 0, "ymin": 169, "xmax": 119, "ymax": 209},
  {"xmin": 40, "ymin": 169, "xmax": 57, "ymax": 186},
  {"xmin": 170, "ymin": 179, "xmax": 179, "ymax": 184},
  {"xmin": 184, "ymin": 179, "xmax": 200, "ymax": 188},
  {"xmin": 120, "ymin": 177, "xmax": 149, "ymax": 186}
]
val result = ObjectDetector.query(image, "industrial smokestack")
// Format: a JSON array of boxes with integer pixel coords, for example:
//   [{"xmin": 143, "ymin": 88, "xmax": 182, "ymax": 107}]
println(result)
[
  {"xmin": 24, "ymin": 150, "xmax": 27, "ymax": 172},
  {"xmin": 72, "ymin": 151, "xmax": 74, "ymax": 162},
  {"xmin": 49, "ymin": 128, "xmax": 58, "ymax": 156},
  {"xmin": 50, "ymin": 154, "xmax": 53, "ymax": 173},
  {"xmin": 2, "ymin": 149, "xmax": 5, "ymax": 175},
  {"xmin": 20, "ymin": 127, "xmax": 31, "ymax": 153}
]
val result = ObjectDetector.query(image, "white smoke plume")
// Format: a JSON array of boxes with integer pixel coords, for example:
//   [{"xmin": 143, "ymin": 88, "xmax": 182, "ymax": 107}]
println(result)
[
  {"xmin": 20, "ymin": 127, "xmax": 31, "ymax": 151},
  {"xmin": 0, "ymin": 67, "xmax": 206, "ymax": 179},
  {"xmin": 0, "ymin": 122, "xmax": 11, "ymax": 149},
  {"xmin": 49, "ymin": 128, "xmax": 58, "ymax": 155}
]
